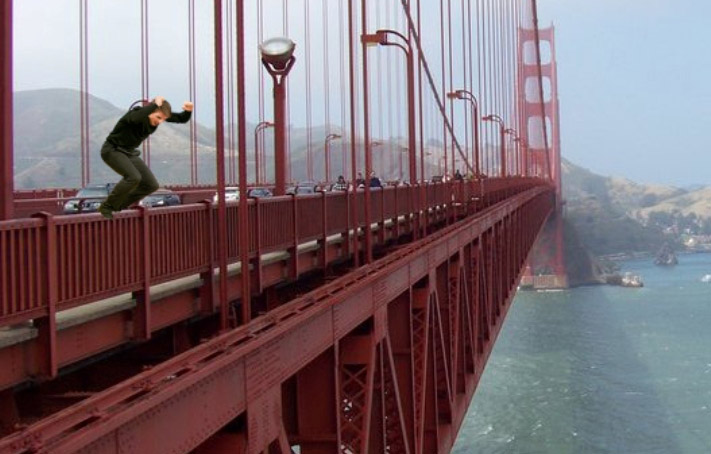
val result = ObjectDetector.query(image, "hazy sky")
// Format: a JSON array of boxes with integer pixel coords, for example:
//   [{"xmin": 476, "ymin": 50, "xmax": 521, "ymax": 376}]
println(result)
[
  {"xmin": 12, "ymin": 0, "xmax": 711, "ymax": 187},
  {"xmin": 537, "ymin": 0, "xmax": 711, "ymax": 187}
]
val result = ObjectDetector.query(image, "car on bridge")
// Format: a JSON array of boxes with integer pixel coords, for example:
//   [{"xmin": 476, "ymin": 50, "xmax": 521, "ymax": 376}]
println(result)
[
  {"xmin": 286, "ymin": 182, "xmax": 322, "ymax": 195},
  {"xmin": 247, "ymin": 187, "xmax": 274, "ymax": 198},
  {"xmin": 138, "ymin": 189, "xmax": 181, "ymax": 208},
  {"xmin": 62, "ymin": 183, "xmax": 116, "ymax": 214},
  {"xmin": 212, "ymin": 187, "xmax": 274, "ymax": 203}
]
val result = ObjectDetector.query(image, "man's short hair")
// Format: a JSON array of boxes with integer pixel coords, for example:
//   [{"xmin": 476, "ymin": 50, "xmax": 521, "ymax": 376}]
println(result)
[{"xmin": 156, "ymin": 101, "xmax": 172, "ymax": 118}]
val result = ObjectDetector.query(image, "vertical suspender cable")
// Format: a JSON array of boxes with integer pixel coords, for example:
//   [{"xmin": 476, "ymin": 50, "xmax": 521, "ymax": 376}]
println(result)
[
  {"xmin": 439, "ymin": 0, "xmax": 447, "ymax": 179},
  {"xmin": 258, "ymin": 0, "xmax": 264, "ymax": 183},
  {"xmin": 397, "ymin": 3, "xmax": 403, "ymax": 179},
  {"xmin": 447, "ymin": 0, "xmax": 454, "ymax": 176},
  {"xmin": 141, "ymin": 0, "xmax": 151, "ymax": 168},
  {"xmin": 213, "ymin": 0, "xmax": 229, "ymax": 330},
  {"xmin": 79, "ymin": 0, "xmax": 88, "ymax": 187},
  {"xmin": 360, "ymin": 0, "xmax": 373, "ymax": 264},
  {"xmin": 285, "ymin": 1, "xmax": 292, "ymax": 183},
  {"xmin": 385, "ymin": 1, "xmax": 392, "ymax": 179},
  {"xmin": 347, "ymin": 0, "xmax": 359, "ymax": 268},
  {"xmin": 305, "ymin": 0, "xmax": 313, "ymax": 181},
  {"xmin": 417, "ymin": 0, "xmax": 424, "ymax": 183},
  {"xmin": 236, "ymin": 0, "xmax": 251, "ymax": 324},
  {"xmin": 467, "ymin": 0, "xmax": 473, "ymax": 172},
  {"xmin": 476, "ymin": 0, "xmax": 483, "ymax": 175},
  {"xmin": 461, "ymin": 0, "xmax": 469, "ymax": 172},
  {"xmin": 225, "ymin": 0, "xmax": 235, "ymax": 184},
  {"xmin": 482, "ymin": 0, "xmax": 496, "ymax": 176},
  {"xmin": 339, "ymin": 0, "xmax": 347, "ymax": 177},
  {"xmin": 188, "ymin": 0, "xmax": 197, "ymax": 185},
  {"xmin": 375, "ymin": 1, "xmax": 383, "ymax": 176},
  {"xmin": 323, "ymin": 0, "xmax": 331, "ymax": 182}
]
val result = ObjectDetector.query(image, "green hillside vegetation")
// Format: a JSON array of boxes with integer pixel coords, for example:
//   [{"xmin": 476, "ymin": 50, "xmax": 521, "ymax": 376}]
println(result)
[{"xmin": 560, "ymin": 158, "xmax": 707, "ymax": 256}]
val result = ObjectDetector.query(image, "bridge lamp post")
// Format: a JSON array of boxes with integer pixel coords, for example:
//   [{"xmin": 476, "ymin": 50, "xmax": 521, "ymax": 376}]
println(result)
[
  {"xmin": 482, "ymin": 114, "xmax": 507, "ymax": 177},
  {"xmin": 254, "ymin": 121, "xmax": 274, "ymax": 185},
  {"xmin": 504, "ymin": 128, "xmax": 518, "ymax": 176},
  {"xmin": 447, "ymin": 90, "xmax": 480, "ymax": 178},
  {"xmin": 260, "ymin": 37, "xmax": 296, "ymax": 195},
  {"xmin": 362, "ymin": 29, "xmax": 421, "ymax": 237},
  {"xmin": 361, "ymin": 30, "xmax": 416, "ymax": 185}
]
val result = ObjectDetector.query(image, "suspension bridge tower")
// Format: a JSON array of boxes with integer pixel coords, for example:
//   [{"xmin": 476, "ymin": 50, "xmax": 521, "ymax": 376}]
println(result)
[{"xmin": 519, "ymin": 25, "xmax": 568, "ymax": 289}]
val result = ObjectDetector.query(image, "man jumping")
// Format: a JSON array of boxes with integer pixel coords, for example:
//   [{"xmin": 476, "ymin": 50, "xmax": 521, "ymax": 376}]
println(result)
[{"xmin": 98, "ymin": 96, "xmax": 193, "ymax": 219}]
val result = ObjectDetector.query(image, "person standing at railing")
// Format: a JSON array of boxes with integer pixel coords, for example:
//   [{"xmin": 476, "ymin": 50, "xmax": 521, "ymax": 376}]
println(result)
[{"xmin": 98, "ymin": 96, "xmax": 193, "ymax": 219}]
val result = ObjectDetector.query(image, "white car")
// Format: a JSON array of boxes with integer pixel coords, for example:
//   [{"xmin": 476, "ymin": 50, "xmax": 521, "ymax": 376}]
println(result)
[{"xmin": 213, "ymin": 187, "xmax": 239, "ymax": 203}]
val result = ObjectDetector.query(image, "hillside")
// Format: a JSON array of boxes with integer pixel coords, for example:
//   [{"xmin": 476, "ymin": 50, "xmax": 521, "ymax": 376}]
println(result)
[
  {"xmin": 560, "ymin": 159, "xmax": 699, "ymax": 256},
  {"xmin": 634, "ymin": 187, "xmax": 711, "ymax": 220},
  {"xmin": 13, "ymin": 89, "xmax": 444, "ymax": 188},
  {"xmin": 561, "ymin": 158, "xmax": 684, "ymax": 212}
]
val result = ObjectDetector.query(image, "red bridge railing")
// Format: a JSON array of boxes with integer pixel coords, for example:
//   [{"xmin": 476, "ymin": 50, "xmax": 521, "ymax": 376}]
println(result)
[{"xmin": 0, "ymin": 178, "xmax": 540, "ymax": 328}]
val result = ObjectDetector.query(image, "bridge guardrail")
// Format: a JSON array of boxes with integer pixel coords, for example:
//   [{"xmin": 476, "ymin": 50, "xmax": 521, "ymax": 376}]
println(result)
[{"xmin": 0, "ymin": 178, "xmax": 548, "ymax": 328}]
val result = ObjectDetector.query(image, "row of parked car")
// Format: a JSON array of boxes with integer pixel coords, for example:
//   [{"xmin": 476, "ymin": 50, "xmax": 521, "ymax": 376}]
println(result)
[
  {"xmin": 62, "ymin": 183, "xmax": 181, "ymax": 214},
  {"xmin": 63, "ymin": 179, "xmax": 402, "ymax": 215}
]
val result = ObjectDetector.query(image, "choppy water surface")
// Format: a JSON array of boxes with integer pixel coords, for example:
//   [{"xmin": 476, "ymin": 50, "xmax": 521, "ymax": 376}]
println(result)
[{"xmin": 453, "ymin": 253, "xmax": 711, "ymax": 454}]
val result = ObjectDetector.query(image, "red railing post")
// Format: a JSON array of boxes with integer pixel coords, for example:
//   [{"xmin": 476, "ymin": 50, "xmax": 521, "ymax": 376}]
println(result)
[
  {"xmin": 290, "ymin": 194, "xmax": 299, "ymax": 280},
  {"xmin": 253, "ymin": 197, "xmax": 263, "ymax": 295},
  {"xmin": 133, "ymin": 206, "xmax": 151, "ymax": 340},
  {"xmin": 320, "ymin": 190, "xmax": 328, "ymax": 275},
  {"xmin": 199, "ymin": 200, "xmax": 214, "ymax": 314},
  {"xmin": 32, "ymin": 212, "xmax": 57, "ymax": 378}
]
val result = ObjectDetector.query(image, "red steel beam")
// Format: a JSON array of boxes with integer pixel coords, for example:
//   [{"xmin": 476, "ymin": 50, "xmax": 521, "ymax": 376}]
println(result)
[
  {"xmin": 0, "ymin": 186, "xmax": 553, "ymax": 454},
  {"xmin": 0, "ymin": 0, "xmax": 13, "ymax": 220}
]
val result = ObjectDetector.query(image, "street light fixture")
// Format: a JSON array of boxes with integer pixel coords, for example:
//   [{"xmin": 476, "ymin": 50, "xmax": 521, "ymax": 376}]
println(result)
[
  {"xmin": 260, "ymin": 37, "xmax": 296, "ymax": 195},
  {"xmin": 482, "ymin": 114, "xmax": 507, "ymax": 177},
  {"xmin": 259, "ymin": 37, "xmax": 296, "ymax": 70},
  {"xmin": 362, "ymin": 30, "xmax": 416, "ymax": 185},
  {"xmin": 324, "ymin": 133, "xmax": 342, "ymax": 183},
  {"xmin": 254, "ymin": 121, "xmax": 274, "ymax": 184},
  {"xmin": 362, "ymin": 29, "xmax": 421, "ymax": 238},
  {"xmin": 447, "ymin": 89, "xmax": 480, "ymax": 178}
]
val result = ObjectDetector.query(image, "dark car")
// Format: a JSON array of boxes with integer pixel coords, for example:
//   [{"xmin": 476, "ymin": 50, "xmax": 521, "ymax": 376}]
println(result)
[
  {"xmin": 247, "ymin": 187, "xmax": 273, "ymax": 198},
  {"xmin": 63, "ymin": 183, "xmax": 116, "ymax": 214},
  {"xmin": 139, "ymin": 189, "xmax": 181, "ymax": 208},
  {"xmin": 286, "ymin": 182, "xmax": 321, "ymax": 195}
]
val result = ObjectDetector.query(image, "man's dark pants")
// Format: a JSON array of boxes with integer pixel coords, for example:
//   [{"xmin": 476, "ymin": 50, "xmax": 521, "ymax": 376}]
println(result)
[{"xmin": 100, "ymin": 142, "xmax": 159, "ymax": 211}]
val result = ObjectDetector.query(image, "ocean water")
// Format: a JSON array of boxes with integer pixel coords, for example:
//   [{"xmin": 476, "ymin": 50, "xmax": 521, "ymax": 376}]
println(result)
[{"xmin": 452, "ymin": 253, "xmax": 711, "ymax": 454}]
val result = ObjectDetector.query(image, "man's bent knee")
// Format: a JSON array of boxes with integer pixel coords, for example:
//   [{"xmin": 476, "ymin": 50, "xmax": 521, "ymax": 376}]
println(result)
[
  {"xmin": 124, "ymin": 173, "xmax": 143, "ymax": 187},
  {"xmin": 144, "ymin": 180, "xmax": 159, "ymax": 194}
]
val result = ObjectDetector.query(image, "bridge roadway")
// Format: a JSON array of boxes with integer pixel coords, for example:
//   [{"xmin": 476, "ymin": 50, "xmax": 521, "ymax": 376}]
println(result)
[{"xmin": 0, "ymin": 179, "xmax": 554, "ymax": 453}]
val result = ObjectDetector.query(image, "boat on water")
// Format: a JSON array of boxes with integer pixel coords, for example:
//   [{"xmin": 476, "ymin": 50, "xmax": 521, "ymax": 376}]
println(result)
[
  {"xmin": 621, "ymin": 272, "xmax": 644, "ymax": 288},
  {"xmin": 701, "ymin": 274, "xmax": 711, "ymax": 283}
]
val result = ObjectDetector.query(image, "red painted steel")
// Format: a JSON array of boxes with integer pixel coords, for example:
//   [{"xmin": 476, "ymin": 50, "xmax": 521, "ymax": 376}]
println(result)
[
  {"xmin": 0, "ymin": 1, "xmax": 561, "ymax": 451},
  {"xmin": 0, "ymin": 0, "xmax": 12, "ymax": 220},
  {"xmin": 0, "ymin": 181, "xmax": 522, "ymax": 328},
  {"xmin": 0, "ymin": 186, "xmax": 554, "ymax": 454}
]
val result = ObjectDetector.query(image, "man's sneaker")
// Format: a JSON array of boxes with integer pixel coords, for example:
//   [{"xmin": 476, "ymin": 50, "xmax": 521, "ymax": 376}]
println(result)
[{"xmin": 98, "ymin": 203, "xmax": 114, "ymax": 220}]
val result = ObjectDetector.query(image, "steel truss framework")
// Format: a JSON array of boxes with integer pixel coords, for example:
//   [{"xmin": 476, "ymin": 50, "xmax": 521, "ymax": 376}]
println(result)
[{"xmin": 0, "ymin": 186, "xmax": 553, "ymax": 454}]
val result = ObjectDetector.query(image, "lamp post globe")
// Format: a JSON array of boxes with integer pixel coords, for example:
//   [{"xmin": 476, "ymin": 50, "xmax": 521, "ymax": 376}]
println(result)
[
  {"xmin": 259, "ymin": 37, "xmax": 296, "ymax": 71},
  {"xmin": 260, "ymin": 37, "xmax": 296, "ymax": 195}
]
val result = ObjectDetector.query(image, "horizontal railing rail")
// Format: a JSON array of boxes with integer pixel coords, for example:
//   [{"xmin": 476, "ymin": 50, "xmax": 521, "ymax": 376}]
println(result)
[{"xmin": 0, "ymin": 178, "xmax": 548, "ymax": 328}]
